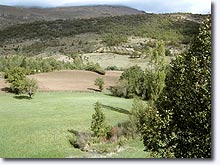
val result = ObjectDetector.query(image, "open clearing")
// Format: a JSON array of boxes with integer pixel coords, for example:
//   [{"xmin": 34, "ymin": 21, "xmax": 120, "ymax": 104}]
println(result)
[{"xmin": 0, "ymin": 92, "xmax": 147, "ymax": 158}]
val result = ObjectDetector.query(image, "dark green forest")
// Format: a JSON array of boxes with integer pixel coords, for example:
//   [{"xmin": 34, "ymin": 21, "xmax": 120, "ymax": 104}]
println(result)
[{"xmin": 0, "ymin": 13, "xmax": 204, "ymax": 45}]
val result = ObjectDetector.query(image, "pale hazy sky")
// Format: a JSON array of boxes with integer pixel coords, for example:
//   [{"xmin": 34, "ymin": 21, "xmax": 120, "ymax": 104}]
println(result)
[{"xmin": 0, "ymin": 0, "xmax": 211, "ymax": 14}]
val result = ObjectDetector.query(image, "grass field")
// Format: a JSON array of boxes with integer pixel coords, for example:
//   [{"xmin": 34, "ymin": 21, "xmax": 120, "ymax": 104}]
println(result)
[{"xmin": 0, "ymin": 91, "xmax": 147, "ymax": 158}]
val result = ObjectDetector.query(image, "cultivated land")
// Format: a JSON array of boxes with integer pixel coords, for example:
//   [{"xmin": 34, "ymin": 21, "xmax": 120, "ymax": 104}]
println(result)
[
  {"xmin": 0, "ymin": 70, "xmax": 122, "ymax": 92},
  {"xmin": 0, "ymin": 92, "xmax": 147, "ymax": 158},
  {"xmin": 29, "ymin": 70, "xmax": 122, "ymax": 92}
]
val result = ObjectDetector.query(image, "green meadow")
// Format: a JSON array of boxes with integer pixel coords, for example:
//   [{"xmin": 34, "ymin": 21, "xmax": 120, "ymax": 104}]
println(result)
[{"xmin": 0, "ymin": 91, "xmax": 147, "ymax": 158}]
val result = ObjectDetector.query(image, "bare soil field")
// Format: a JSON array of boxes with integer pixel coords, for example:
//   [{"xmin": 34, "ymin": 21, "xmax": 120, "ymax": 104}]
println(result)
[{"xmin": 26, "ymin": 70, "xmax": 122, "ymax": 92}]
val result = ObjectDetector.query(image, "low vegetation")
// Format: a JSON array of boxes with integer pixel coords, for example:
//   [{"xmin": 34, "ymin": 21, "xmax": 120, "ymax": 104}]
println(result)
[
  {"xmin": 0, "ymin": 55, "xmax": 105, "ymax": 75},
  {"xmin": 4, "ymin": 67, "xmax": 38, "ymax": 98},
  {"xmin": 94, "ymin": 78, "xmax": 105, "ymax": 92},
  {"xmin": 0, "ymin": 92, "xmax": 146, "ymax": 158}
]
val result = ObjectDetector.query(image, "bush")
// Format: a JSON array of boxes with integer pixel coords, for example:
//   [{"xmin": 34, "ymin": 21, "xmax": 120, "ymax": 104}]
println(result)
[
  {"xmin": 24, "ymin": 78, "xmax": 38, "ymax": 99},
  {"xmin": 94, "ymin": 77, "xmax": 104, "ymax": 92},
  {"xmin": 68, "ymin": 129, "xmax": 92, "ymax": 151},
  {"xmin": 106, "ymin": 66, "xmax": 120, "ymax": 71},
  {"xmin": 110, "ymin": 80, "xmax": 130, "ymax": 98},
  {"xmin": 5, "ymin": 67, "xmax": 27, "ymax": 94},
  {"xmin": 119, "ymin": 65, "xmax": 145, "ymax": 98},
  {"xmin": 91, "ymin": 102, "xmax": 111, "ymax": 138},
  {"xmin": 85, "ymin": 62, "xmax": 105, "ymax": 75}
]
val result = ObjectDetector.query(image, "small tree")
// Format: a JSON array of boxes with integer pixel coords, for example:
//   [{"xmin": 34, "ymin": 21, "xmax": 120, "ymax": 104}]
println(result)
[
  {"xmin": 94, "ymin": 77, "xmax": 104, "ymax": 92},
  {"xmin": 91, "ymin": 102, "xmax": 110, "ymax": 138},
  {"xmin": 5, "ymin": 67, "xmax": 27, "ymax": 94},
  {"xmin": 144, "ymin": 40, "xmax": 166, "ymax": 101},
  {"xmin": 24, "ymin": 78, "xmax": 38, "ymax": 99}
]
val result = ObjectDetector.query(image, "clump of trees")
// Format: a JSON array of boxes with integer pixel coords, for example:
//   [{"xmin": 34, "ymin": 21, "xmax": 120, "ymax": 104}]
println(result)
[
  {"xmin": 0, "ymin": 55, "xmax": 105, "ymax": 75},
  {"xmin": 110, "ymin": 41, "xmax": 166, "ymax": 100},
  {"xmin": 94, "ymin": 77, "xmax": 104, "ymax": 92},
  {"xmin": 5, "ymin": 67, "xmax": 38, "ymax": 98},
  {"xmin": 129, "ymin": 17, "xmax": 211, "ymax": 158}
]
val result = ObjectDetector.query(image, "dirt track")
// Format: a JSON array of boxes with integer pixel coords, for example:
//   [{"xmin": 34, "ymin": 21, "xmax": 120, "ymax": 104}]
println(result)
[{"xmin": 26, "ymin": 70, "xmax": 122, "ymax": 92}]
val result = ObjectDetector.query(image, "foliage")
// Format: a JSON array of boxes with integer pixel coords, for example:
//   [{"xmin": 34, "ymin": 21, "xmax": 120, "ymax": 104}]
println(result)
[
  {"xmin": 91, "ymin": 102, "xmax": 111, "ymax": 138},
  {"xmin": 0, "ymin": 55, "xmax": 105, "ymax": 75},
  {"xmin": 129, "ymin": 99, "xmax": 146, "ymax": 137},
  {"xmin": 85, "ymin": 62, "xmax": 106, "ymax": 75},
  {"xmin": 102, "ymin": 34, "xmax": 128, "ymax": 46},
  {"xmin": 110, "ymin": 80, "xmax": 130, "ymax": 98},
  {"xmin": 5, "ymin": 67, "xmax": 27, "ymax": 94},
  {"xmin": 0, "ymin": 13, "xmax": 203, "ymax": 46},
  {"xmin": 106, "ymin": 66, "xmax": 121, "ymax": 71},
  {"xmin": 94, "ymin": 77, "xmax": 104, "ymax": 92},
  {"xmin": 4, "ymin": 67, "xmax": 38, "ymax": 98},
  {"xmin": 142, "ymin": 17, "xmax": 211, "ymax": 158},
  {"xmin": 110, "ymin": 41, "xmax": 166, "ymax": 100},
  {"xmin": 119, "ymin": 65, "xmax": 145, "ymax": 98},
  {"xmin": 144, "ymin": 41, "xmax": 166, "ymax": 101},
  {"xmin": 24, "ymin": 78, "xmax": 38, "ymax": 99}
]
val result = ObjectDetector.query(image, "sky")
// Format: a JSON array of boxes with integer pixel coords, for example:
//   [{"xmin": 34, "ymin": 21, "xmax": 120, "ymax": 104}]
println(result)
[{"xmin": 0, "ymin": 0, "xmax": 211, "ymax": 14}]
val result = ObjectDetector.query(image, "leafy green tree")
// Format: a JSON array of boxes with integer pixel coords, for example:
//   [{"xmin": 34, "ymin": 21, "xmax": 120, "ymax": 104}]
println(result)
[
  {"xmin": 120, "ymin": 65, "xmax": 145, "ymax": 98},
  {"xmin": 5, "ymin": 67, "xmax": 27, "ymax": 94},
  {"xmin": 94, "ymin": 77, "xmax": 104, "ymax": 92},
  {"xmin": 91, "ymin": 102, "xmax": 111, "ymax": 138},
  {"xmin": 144, "ymin": 40, "xmax": 166, "ymax": 101},
  {"xmin": 143, "ymin": 17, "xmax": 211, "ymax": 158},
  {"xmin": 24, "ymin": 78, "xmax": 38, "ymax": 99}
]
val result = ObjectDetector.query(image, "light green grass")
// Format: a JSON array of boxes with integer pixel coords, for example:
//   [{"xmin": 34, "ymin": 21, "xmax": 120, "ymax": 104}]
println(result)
[{"xmin": 0, "ymin": 91, "xmax": 147, "ymax": 158}]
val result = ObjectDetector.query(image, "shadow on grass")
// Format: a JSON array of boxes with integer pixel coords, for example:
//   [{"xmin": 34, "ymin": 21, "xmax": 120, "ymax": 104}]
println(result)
[
  {"xmin": 13, "ymin": 95, "xmax": 31, "ymax": 100},
  {"xmin": 100, "ymin": 104, "xmax": 131, "ymax": 115}
]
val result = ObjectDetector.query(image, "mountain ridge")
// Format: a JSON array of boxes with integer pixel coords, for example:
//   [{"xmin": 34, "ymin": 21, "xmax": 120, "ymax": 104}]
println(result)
[{"xmin": 0, "ymin": 4, "xmax": 145, "ymax": 29}]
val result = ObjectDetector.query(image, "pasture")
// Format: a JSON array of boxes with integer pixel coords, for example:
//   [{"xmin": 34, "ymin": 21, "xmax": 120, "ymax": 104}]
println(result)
[{"xmin": 0, "ymin": 91, "xmax": 147, "ymax": 158}]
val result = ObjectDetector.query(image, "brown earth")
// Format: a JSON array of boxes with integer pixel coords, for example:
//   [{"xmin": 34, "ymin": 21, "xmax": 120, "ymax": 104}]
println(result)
[
  {"xmin": 27, "ymin": 70, "xmax": 122, "ymax": 92},
  {"xmin": 0, "ymin": 77, "xmax": 8, "ymax": 93}
]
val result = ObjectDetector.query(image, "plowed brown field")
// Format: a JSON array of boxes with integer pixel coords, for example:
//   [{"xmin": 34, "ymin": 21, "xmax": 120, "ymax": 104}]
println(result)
[{"xmin": 28, "ymin": 70, "xmax": 122, "ymax": 92}]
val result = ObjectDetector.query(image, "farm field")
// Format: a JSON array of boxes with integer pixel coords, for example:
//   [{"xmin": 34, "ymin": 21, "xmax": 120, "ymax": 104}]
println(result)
[
  {"xmin": 29, "ymin": 70, "xmax": 122, "ymax": 92},
  {"xmin": 0, "ymin": 91, "xmax": 147, "ymax": 158}
]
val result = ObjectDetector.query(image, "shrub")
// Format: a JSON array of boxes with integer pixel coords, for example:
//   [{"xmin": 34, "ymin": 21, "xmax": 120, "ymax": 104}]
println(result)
[
  {"xmin": 119, "ymin": 65, "xmax": 145, "ymax": 98},
  {"xmin": 85, "ymin": 62, "xmax": 105, "ymax": 75},
  {"xmin": 91, "ymin": 102, "xmax": 111, "ymax": 138},
  {"xmin": 94, "ymin": 77, "xmax": 104, "ymax": 92},
  {"xmin": 106, "ymin": 66, "xmax": 120, "ymax": 71},
  {"xmin": 24, "ymin": 78, "xmax": 38, "ymax": 99},
  {"xmin": 110, "ymin": 80, "xmax": 129, "ymax": 98},
  {"xmin": 5, "ymin": 67, "xmax": 27, "ymax": 94}
]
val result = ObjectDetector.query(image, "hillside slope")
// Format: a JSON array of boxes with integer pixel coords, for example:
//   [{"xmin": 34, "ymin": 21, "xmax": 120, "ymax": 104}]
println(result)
[{"xmin": 0, "ymin": 5, "xmax": 144, "ymax": 28}]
